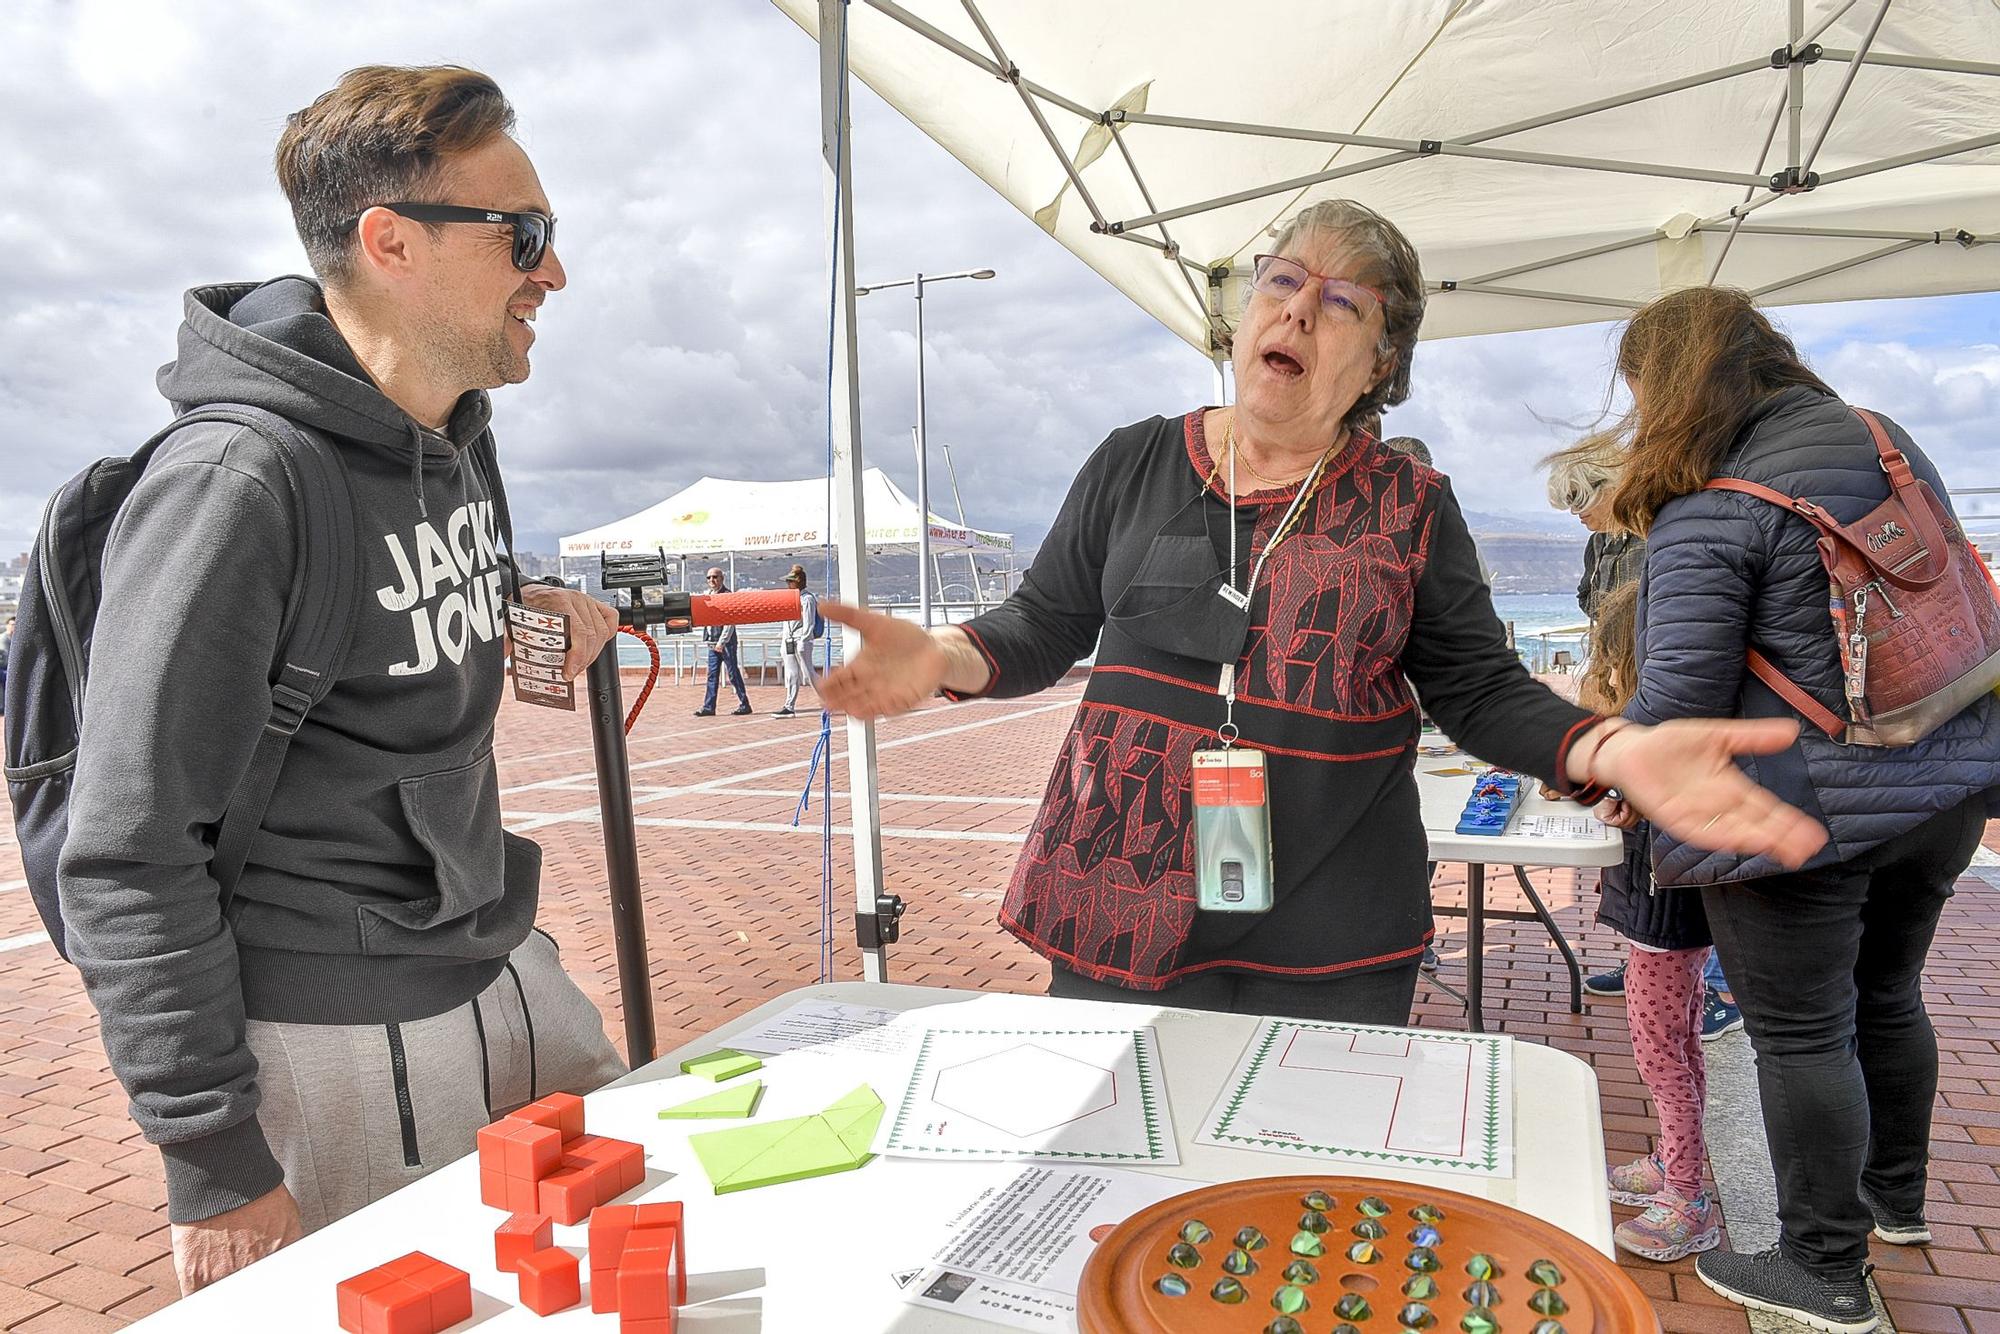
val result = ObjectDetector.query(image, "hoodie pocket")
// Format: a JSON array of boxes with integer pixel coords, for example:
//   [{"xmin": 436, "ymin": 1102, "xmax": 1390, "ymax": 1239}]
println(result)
[{"xmin": 357, "ymin": 749, "xmax": 530, "ymax": 956}]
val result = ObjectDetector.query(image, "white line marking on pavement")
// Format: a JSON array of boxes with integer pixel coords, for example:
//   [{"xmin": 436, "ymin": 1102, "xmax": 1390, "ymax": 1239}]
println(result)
[
  {"xmin": 531, "ymin": 784, "xmax": 1040, "ymax": 806},
  {"xmin": 0, "ymin": 931, "xmax": 52, "ymax": 954},
  {"xmin": 500, "ymin": 697, "xmax": 1074, "ymax": 798},
  {"xmin": 500, "ymin": 812, "xmax": 1026, "ymax": 844}
]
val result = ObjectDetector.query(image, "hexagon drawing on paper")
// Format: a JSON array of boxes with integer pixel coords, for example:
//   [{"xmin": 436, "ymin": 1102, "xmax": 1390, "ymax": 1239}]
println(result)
[{"xmin": 930, "ymin": 1044, "xmax": 1119, "ymax": 1138}]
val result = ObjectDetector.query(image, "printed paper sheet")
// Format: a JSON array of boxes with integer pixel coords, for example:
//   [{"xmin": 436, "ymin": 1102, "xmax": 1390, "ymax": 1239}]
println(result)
[
  {"xmin": 894, "ymin": 1165, "xmax": 1202, "ymax": 1331},
  {"xmin": 881, "ymin": 1027, "xmax": 1177, "ymax": 1164},
  {"xmin": 1196, "ymin": 1020, "xmax": 1514, "ymax": 1176}
]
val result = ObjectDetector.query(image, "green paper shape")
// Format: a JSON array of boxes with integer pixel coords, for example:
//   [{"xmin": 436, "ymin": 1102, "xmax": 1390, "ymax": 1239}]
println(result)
[
  {"xmin": 690, "ymin": 1115, "xmax": 865, "ymax": 1194},
  {"xmin": 679, "ymin": 1049, "xmax": 763, "ymax": 1082},
  {"xmin": 658, "ymin": 1079, "xmax": 763, "ymax": 1119},
  {"xmin": 819, "ymin": 1084, "xmax": 884, "ymax": 1160}
]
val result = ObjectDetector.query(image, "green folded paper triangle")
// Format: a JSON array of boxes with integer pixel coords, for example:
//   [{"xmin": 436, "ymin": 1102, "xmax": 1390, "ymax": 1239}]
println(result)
[
  {"xmin": 658, "ymin": 1080, "xmax": 763, "ymax": 1119},
  {"xmin": 687, "ymin": 1084, "xmax": 883, "ymax": 1194},
  {"xmin": 679, "ymin": 1049, "xmax": 763, "ymax": 1082}
]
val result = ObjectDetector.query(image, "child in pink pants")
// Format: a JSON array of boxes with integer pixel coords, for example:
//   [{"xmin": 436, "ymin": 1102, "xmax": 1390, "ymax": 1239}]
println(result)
[{"xmin": 1581, "ymin": 583, "xmax": 1721, "ymax": 1262}]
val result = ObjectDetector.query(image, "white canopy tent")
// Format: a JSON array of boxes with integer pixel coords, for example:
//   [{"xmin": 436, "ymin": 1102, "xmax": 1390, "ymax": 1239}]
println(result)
[
  {"xmin": 780, "ymin": 0, "xmax": 2000, "ymax": 982},
  {"xmin": 777, "ymin": 0, "xmax": 1998, "ymax": 359},
  {"xmin": 557, "ymin": 467, "xmax": 1011, "ymax": 563}
]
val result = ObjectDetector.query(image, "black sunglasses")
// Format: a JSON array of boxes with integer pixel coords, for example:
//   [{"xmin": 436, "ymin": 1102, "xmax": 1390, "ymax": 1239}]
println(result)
[{"xmin": 346, "ymin": 202, "xmax": 555, "ymax": 272}]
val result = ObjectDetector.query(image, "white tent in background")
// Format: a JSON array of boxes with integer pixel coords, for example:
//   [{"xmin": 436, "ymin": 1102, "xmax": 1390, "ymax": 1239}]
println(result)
[
  {"xmin": 557, "ymin": 467, "xmax": 1011, "ymax": 561},
  {"xmin": 775, "ymin": 0, "xmax": 1998, "ymax": 356}
]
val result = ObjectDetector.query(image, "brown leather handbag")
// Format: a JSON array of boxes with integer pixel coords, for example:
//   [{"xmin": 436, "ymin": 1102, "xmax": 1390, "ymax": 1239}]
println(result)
[{"xmin": 1704, "ymin": 407, "xmax": 2000, "ymax": 747}]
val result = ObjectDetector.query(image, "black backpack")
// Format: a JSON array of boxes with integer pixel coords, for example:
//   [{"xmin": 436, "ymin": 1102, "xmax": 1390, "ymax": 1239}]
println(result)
[{"xmin": 3, "ymin": 406, "xmax": 359, "ymax": 960}]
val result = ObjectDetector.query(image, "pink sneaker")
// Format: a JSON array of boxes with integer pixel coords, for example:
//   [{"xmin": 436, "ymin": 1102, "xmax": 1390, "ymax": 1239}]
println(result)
[
  {"xmin": 1615, "ymin": 1191, "xmax": 1721, "ymax": 1263},
  {"xmin": 1607, "ymin": 1154, "xmax": 1665, "ymax": 1206}
]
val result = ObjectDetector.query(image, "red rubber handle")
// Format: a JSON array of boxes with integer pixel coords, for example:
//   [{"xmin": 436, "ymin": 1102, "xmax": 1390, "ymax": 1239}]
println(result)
[{"xmin": 689, "ymin": 589, "xmax": 800, "ymax": 627}]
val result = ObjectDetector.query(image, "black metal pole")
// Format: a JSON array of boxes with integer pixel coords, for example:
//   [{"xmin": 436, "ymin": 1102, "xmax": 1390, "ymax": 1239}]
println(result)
[
  {"xmin": 586, "ymin": 642, "xmax": 656, "ymax": 1067},
  {"xmin": 1466, "ymin": 863, "xmax": 1486, "ymax": 1033}
]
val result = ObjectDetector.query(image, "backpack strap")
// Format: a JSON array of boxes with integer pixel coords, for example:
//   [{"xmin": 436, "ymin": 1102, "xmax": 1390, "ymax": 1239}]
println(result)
[
  {"xmin": 160, "ymin": 407, "xmax": 359, "ymax": 907},
  {"xmin": 1745, "ymin": 649, "xmax": 1847, "ymax": 740}
]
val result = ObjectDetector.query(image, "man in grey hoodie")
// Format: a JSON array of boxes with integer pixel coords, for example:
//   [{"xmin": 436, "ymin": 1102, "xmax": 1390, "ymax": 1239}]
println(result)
[{"xmin": 57, "ymin": 65, "xmax": 625, "ymax": 1293}]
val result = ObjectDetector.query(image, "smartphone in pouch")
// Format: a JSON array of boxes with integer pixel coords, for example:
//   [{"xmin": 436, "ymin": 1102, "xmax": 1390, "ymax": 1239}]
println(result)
[{"xmin": 1193, "ymin": 747, "xmax": 1274, "ymax": 912}]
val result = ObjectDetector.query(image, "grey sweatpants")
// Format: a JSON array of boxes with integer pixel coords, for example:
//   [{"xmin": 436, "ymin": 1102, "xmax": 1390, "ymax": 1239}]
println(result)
[{"xmin": 245, "ymin": 929, "xmax": 626, "ymax": 1233}]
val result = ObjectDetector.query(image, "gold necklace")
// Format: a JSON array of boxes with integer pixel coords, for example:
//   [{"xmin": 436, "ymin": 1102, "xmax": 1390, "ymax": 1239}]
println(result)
[{"xmin": 1222, "ymin": 415, "xmax": 1332, "ymax": 490}]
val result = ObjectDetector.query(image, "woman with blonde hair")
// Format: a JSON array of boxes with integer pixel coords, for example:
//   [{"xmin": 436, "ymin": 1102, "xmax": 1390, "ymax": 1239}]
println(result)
[{"xmin": 1606, "ymin": 285, "xmax": 2000, "ymax": 1331}]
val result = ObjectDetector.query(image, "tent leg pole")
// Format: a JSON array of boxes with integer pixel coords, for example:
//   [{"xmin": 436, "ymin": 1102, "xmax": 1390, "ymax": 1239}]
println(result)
[
  {"xmin": 821, "ymin": 0, "xmax": 891, "ymax": 983},
  {"xmin": 1211, "ymin": 351, "xmax": 1230, "ymax": 405}
]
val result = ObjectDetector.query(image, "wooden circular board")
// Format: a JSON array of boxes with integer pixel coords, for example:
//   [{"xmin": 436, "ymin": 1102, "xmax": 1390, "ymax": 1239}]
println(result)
[{"xmin": 1078, "ymin": 1175, "xmax": 1658, "ymax": 1333}]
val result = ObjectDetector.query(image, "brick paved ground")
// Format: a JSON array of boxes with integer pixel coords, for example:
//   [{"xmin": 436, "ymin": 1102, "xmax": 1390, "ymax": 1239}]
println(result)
[{"xmin": 0, "ymin": 672, "xmax": 1996, "ymax": 1330}]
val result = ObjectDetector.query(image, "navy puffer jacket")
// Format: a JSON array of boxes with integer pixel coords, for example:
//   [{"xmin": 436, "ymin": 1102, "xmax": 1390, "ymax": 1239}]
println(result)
[{"xmin": 1628, "ymin": 386, "xmax": 2000, "ymax": 888}]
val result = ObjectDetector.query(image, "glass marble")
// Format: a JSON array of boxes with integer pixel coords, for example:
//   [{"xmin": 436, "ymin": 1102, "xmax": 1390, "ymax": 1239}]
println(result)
[
  {"xmin": 1282, "ymin": 1259, "xmax": 1319, "ymax": 1285},
  {"xmin": 1167, "ymin": 1243, "xmax": 1201, "ymax": 1269},
  {"xmin": 1405, "ymin": 1246, "xmax": 1442, "ymax": 1273},
  {"xmin": 1354, "ymin": 1219, "xmax": 1390, "ymax": 1241},
  {"xmin": 1358, "ymin": 1195, "xmax": 1392, "ymax": 1217},
  {"xmin": 1403, "ymin": 1274, "xmax": 1441, "ymax": 1301},
  {"xmin": 1298, "ymin": 1210, "xmax": 1332, "ymax": 1235},
  {"xmin": 1222, "ymin": 1248, "xmax": 1257, "ymax": 1277},
  {"xmin": 1334, "ymin": 1326, "xmax": 1363, "ymax": 1334},
  {"xmin": 1529, "ymin": 1288, "xmax": 1569, "ymax": 1318},
  {"xmin": 1398, "ymin": 1302, "xmax": 1439, "ymax": 1329},
  {"xmin": 1408, "ymin": 1223, "xmax": 1443, "ymax": 1248},
  {"xmin": 1465, "ymin": 1253, "xmax": 1500, "ymax": 1281},
  {"xmin": 1528, "ymin": 1258, "xmax": 1564, "ymax": 1287},
  {"xmin": 1266, "ymin": 1320, "xmax": 1305, "ymax": 1334},
  {"xmin": 1411, "ymin": 1203, "xmax": 1447, "ymax": 1225},
  {"xmin": 1460, "ymin": 1308, "xmax": 1500, "ymax": 1334},
  {"xmin": 1346, "ymin": 1240, "xmax": 1379, "ymax": 1264},
  {"xmin": 1289, "ymin": 1230, "xmax": 1326, "ymax": 1258},
  {"xmin": 1179, "ymin": 1220, "xmax": 1214, "ymax": 1245},
  {"xmin": 1463, "ymin": 1280, "xmax": 1502, "ymax": 1308},
  {"xmin": 1271, "ymin": 1284, "xmax": 1309, "ymax": 1316},
  {"xmin": 1235, "ymin": 1226, "xmax": 1269, "ymax": 1252},
  {"xmin": 1530, "ymin": 1324, "xmax": 1566, "ymax": 1334},
  {"xmin": 1154, "ymin": 1274, "xmax": 1190, "ymax": 1297},
  {"xmin": 1211, "ymin": 1277, "xmax": 1248, "ymax": 1304},
  {"xmin": 1301, "ymin": 1190, "xmax": 1335, "ymax": 1212},
  {"xmin": 1334, "ymin": 1293, "xmax": 1373, "ymax": 1322}
]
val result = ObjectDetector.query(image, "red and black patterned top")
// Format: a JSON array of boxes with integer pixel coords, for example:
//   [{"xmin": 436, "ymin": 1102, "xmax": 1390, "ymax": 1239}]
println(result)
[{"xmin": 957, "ymin": 410, "xmax": 1601, "ymax": 991}]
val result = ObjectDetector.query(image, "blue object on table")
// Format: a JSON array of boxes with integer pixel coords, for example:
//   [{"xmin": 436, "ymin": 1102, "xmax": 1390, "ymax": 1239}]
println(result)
[{"xmin": 1454, "ymin": 771, "xmax": 1525, "ymax": 836}]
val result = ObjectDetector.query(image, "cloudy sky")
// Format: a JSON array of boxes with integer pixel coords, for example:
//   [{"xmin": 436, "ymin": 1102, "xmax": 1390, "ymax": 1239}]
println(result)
[{"xmin": 3, "ymin": 0, "xmax": 1996, "ymax": 564}]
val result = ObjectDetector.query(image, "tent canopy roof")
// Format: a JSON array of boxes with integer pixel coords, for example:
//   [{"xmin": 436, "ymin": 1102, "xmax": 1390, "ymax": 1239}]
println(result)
[
  {"xmin": 558, "ymin": 467, "xmax": 1012, "ymax": 559},
  {"xmin": 775, "ymin": 0, "xmax": 1999, "ymax": 348}
]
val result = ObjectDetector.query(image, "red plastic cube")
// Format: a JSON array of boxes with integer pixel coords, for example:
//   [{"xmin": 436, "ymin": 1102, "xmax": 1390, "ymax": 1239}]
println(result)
[
  {"xmin": 507, "ymin": 1122, "xmax": 564, "ymax": 1182},
  {"xmin": 537, "ymin": 1163, "xmax": 596, "ymax": 1225},
  {"xmin": 590, "ymin": 1266, "xmax": 620, "ymax": 1315},
  {"xmin": 541, "ymin": 1091, "xmax": 586, "ymax": 1141},
  {"xmin": 479, "ymin": 1168, "xmax": 509, "ymax": 1211},
  {"xmin": 495, "ymin": 1212, "xmax": 553, "ymax": 1275},
  {"xmin": 619, "ymin": 1319, "xmax": 676, "ymax": 1334},
  {"xmin": 337, "ymin": 1267, "xmax": 397, "ymax": 1333},
  {"xmin": 420, "ymin": 1263, "xmax": 473, "ymax": 1329},
  {"xmin": 589, "ymin": 1204, "xmax": 638, "ymax": 1270},
  {"xmin": 357, "ymin": 1277, "xmax": 432, "ymax": 1334},
  {"xmin": 618, "ymin": 1250, "xmax": 674, "ymax": 1321},
  {"xmin": 517, "ymin": 1246, "xmax": 582, "ymax": 1315}
]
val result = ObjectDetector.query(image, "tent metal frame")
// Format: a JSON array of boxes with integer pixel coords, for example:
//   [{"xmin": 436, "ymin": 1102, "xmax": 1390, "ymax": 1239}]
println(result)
[
  {"xmin": 849, "ymin": 0, "xmax": 1993, "ymax": 353},
  {"xmin": 811, "ymin": 0, "xmax": 1992, "ymax": 975}
]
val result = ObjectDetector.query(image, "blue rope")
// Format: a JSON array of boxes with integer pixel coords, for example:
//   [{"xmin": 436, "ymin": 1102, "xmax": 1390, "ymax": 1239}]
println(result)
[{"xmin": 796, "ymin": 0, "xmax": 851, "ymax": 986}]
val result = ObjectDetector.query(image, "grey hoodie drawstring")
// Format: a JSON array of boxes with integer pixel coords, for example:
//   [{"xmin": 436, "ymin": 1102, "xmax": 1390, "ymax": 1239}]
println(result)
[{"xmin": 407, "ymin": 420, "xmax": 428, "ymax": 519}]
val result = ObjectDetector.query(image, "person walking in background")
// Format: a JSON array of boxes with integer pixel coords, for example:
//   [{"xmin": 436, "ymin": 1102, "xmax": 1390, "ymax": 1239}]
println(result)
[
  {"xmin": 1547, "ymin": 433, "xmax": 1742, "ymax": 1039},
  {"xmin": 693, "ymin": 566, "xmax": 751, "ymax": 717},
  {"xmin": 1606, "ymin": 285, "xmax": 2000, "ymax": 1332},
  {"xmin": 774, "ymin": 564, "xmax": 819, "ymax": 718},
  {"xmin": 1579, "ymin": 582, "xmax": 1722, "ymax": 1264}
]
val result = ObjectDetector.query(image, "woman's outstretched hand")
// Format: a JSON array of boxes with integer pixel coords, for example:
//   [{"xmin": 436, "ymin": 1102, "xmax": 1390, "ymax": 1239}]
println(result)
[
  {"xmin": 1592, "ymin": 718, "xmax": 1827, "ymax": 867},
  {"xmin": 815, "ymin": 601, "xmax": 950, "ymax": 721}
]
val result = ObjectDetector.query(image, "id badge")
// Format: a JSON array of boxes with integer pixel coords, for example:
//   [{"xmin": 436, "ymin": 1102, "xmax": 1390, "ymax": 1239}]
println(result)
[
  {"xmin": 505, "ymin": 602, "xmax": 577, "ymax": 712},
  {"xmin": 1192, "ymin": 747, "xmax": 1274, "ymax": 912}
]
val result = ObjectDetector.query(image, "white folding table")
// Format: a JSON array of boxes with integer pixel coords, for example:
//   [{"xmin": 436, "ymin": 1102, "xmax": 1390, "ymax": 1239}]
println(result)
[
  {"xmin": 131, "ymin": 982, "xmax": 1614, "ymax": 1332},
  {"xmin": 1417, "ymin": 754, "xmax": 1622, "ymax": 1032}
]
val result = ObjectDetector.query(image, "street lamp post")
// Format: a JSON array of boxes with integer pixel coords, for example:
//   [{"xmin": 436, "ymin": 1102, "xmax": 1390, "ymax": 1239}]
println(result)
[{"xmin": 856, "ymin": 267, "xmax": 995, "ymax": 627}]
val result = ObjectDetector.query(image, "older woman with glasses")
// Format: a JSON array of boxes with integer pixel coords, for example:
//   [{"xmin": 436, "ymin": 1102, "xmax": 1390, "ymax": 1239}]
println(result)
[{"xmin": 820, "ymin": 199, "xmax": 1825, "ymax": 1024}]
